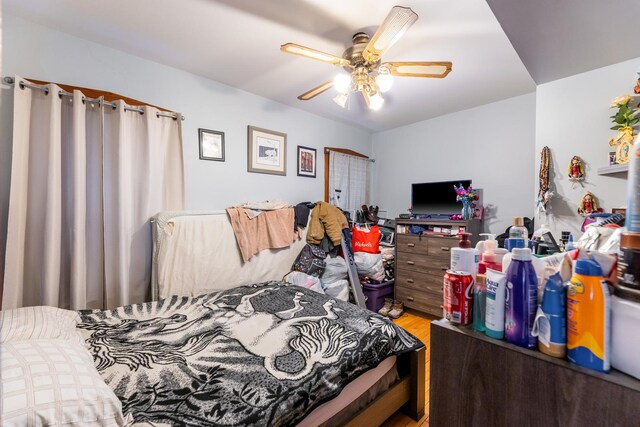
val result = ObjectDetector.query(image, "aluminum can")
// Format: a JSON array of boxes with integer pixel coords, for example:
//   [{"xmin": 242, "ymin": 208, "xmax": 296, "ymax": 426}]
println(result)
[{"xmin": 443, "ymin": 269, "xmax": 474, "ymax": 325}]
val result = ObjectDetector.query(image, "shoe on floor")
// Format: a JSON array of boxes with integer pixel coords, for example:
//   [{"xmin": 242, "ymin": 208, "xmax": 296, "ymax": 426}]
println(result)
[
  {"xmin": 388, "ymin": 301, "xmax": 404, "ymax": 319},
  {"xmin": 378, "ymin": 298, "xmax": 394, "ymax": 316}
]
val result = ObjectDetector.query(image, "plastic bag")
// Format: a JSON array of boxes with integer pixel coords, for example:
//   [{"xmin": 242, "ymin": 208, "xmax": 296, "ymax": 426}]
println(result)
[
  {"xmin": 322, "ymin": 255, "xmax": 348, "ymax": 283},
  {"xmin": 284, "ymin": 271, "xmax": 324, "ymax": 294},
  {"xmin": 354, "ymin": 252, "xmax": 385, "ymax": 281},
  {"xmin": 321, "ymin": 279, "xmax": 350, "ymax": 301},
  {"xmin": 351, "ymin": 224, "xmax": 380, "ymax": 254}
]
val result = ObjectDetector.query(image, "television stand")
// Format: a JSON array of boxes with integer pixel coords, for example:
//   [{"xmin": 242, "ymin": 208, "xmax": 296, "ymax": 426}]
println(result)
[
  {"xmin": 411, "ymin": 213, "xmax": 453, "ymax": 220},
  {"xmin": 394, "ymin": 218, "xmax": 481, "ymax": 316}
]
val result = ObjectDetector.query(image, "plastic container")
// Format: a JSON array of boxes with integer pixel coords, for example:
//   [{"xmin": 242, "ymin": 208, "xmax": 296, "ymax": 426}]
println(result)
[
  {"xmin": 567, "ymin": 259, "xmax": 610, "ymax": 373},
  {"xmin": 450, "ymin": 233, "xmax": 479, "ymax": 281},
  {"xmin": 473, "ymin": 273, "xmax": 487, "ymax": 332},
  {"xmin": 474, "ymin": 236, "xmax": 499, "ymax": 333},
  {"xmin": 618, "ymin": 232, "xmax": 640, "ymax": 289},
  {"xmin": 485, "ymin": 268, "xmax": 507, "ymax": 339},
  {"xmin": 363, "ymin": 280, "xmax": 394, "ymax": 312},
  {"xmin": 611, "ymin": 286, "xmax": 640, "ymax": 379},
  {"xmin": 626, "ymin": 134, "xmax": 640, "ymax": 232},
  {"xmin": 509, "ymin": 217, "xmax": 529, "ymax": 246},
  {"xmin": 504, "ymin": 248, "xmax": 538, "ymax": 349},
  {"xmin": 533, "ymin": 273, "xmax": 566, "ymax": 358}
]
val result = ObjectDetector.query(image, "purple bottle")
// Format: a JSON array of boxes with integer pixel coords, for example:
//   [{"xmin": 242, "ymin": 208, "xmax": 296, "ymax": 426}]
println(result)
[{"xmin": 504, "ymin": 248, "xmax": 538, "ymax": 349}]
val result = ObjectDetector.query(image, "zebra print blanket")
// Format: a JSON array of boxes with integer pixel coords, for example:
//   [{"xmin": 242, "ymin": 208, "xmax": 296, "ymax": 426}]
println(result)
[{"xmin": 77, "ymin": 283, "xmax": 422, "ymax": 426}]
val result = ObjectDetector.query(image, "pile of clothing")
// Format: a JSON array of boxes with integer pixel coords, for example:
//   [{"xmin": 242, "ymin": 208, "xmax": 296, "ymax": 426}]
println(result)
[{"xmin": 285, "ymin": 201, "xmax": 351, "ymax": 301}]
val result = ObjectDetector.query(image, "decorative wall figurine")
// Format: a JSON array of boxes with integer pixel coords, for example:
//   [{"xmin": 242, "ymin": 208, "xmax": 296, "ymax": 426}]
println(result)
[
  {"xmin": 578, "ymin": 192, "xmax": 601, "ymax": 217},
  {"xmin": 609, "ymin": 94, "xmax": 639, "ymax": 164},
  {"xmin": 567, "ymin": 155, "xmax": 585, "ymax": 185},
  {"xmin": 536, "ymin": 146, "xmax": 552, "ymax": 213}
]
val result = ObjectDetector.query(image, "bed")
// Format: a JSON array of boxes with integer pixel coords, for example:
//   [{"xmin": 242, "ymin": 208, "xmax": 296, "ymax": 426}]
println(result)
[{"xmin": 1, "ymin": 209, "xmax": 425, "ymax": 426}]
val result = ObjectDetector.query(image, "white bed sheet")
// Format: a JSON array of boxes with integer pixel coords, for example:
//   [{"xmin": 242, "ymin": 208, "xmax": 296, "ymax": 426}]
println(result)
[{"xmin": 152, "ymin": 211, "xmax": 308, "ymax": 299}]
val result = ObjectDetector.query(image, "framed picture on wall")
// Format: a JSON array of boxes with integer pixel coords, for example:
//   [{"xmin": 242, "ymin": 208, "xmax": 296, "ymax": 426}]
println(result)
[
  {"xmin": 297, "ymin": 145, "xmax": 317, "ymax": 178},
  {"xmin": 247, "ymin": 125, "xmax": 287, "ymax": 175},
  {"xmin": 199, "ymin": 128, "xmax": 225, "ymax": 161}
]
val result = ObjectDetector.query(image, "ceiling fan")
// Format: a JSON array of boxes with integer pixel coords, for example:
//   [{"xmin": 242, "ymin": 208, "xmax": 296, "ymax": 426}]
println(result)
[{"xmin": 280, "ymin": 6, "xmax": 452, "ymax": 111}]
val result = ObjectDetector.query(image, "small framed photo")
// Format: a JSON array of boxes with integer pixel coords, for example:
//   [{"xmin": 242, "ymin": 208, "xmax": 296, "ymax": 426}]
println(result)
[
  {"xmin": 247, "ymin": 125, "xmax": 287, "ymax": 175},
  {"xmin": 297, "ymin": 145, "xmax": 317, "ymax": 178},
  {"xmin": 199, "ymin": 128, "xmax": 225, "ymax": 161}
]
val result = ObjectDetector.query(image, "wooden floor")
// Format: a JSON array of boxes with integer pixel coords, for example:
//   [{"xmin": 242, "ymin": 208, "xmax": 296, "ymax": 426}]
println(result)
[{"xmin": 381, "ymin": 309, "xmax": 436, "ymax": 427}]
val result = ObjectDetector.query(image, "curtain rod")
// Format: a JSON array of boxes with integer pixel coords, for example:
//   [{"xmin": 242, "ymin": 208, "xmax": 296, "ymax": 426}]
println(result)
[
  {"xmin": 324, "ymin": 148, "xmax": 375, "ymax": 162},
  {"xmin": 3, "ymin": 76, "xmax": 185, "ymax": 121}
]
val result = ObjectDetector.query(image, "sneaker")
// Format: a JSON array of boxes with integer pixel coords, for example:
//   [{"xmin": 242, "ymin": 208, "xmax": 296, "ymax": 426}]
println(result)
[
  {"xmin": 378, "ymin": 298, "xmax": 394, "ymax": 316},
  {"xmin": 388, "ymin": 300, "xmax": 404, "ymax": 319}
]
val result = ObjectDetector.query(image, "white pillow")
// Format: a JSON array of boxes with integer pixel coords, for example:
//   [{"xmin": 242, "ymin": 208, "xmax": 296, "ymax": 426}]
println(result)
[
  {"xmin": 0, "ymin": 306, "xmax": 83, "ymax": 343},
  {"xmin": 1, "ymin": 340, "xmax": 133, "ymax": 426}
]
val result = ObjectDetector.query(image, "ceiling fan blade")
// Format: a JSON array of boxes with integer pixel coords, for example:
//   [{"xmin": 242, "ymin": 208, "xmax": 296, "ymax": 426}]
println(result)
[
  {"xmin": 298, "ymin": 81, "xmax": 334, "ymax": 100},
  {"xmin": 363, "ymin": 6, "xmax": 418, "ymax": 63},
  {"xmin": 281, "ymin": 43, "xmax": 350, "ymax": 67},
  {"xmin": 383, "ymin": 61, "xmax": 453, "ymax": 78}
]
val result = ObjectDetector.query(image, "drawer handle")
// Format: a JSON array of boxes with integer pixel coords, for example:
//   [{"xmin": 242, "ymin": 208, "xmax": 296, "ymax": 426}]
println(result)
[
  {"xmin": 407, "ymin": 261, "xmax": 415, "ymax": 265},
  {"xmin": 441, "ymin": 247, "xmax": 450, "ymax": 252},
  {"xmin": 407, "ymin": 297, "xmax": 415, "ymax": 301},
  {"xmin": 407, "ymin": 243, "xmax": 415, "ymax": 247},
  {"xmin": 407, "ymin": 279, "xmax": 414, "ymax": 284},
  {"xmin": 441, "ymin": 267, "xmax": 448, "ymax": 271}
]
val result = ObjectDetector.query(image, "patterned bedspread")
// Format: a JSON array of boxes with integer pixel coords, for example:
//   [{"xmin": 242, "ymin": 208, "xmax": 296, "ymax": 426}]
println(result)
[{"xmin": 77, "ymin": 283, "xmax": 422, "ymax": 426}]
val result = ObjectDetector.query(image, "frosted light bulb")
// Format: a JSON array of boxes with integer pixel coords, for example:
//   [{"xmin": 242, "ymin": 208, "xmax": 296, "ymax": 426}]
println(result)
[
  {"xmin": 376, "ymin": 72, "xmax": 393, "ymax": 93},
  {"xmin": 369, "ymin": 92, "xmax": 384, "ymax": 110},
  {"xmin": 333, "ymin": 93, "xmax": 348, "ymax": 108},
  {"xmin": 333, "ymin": 74, "xmax": 351, "ymax": 94}
]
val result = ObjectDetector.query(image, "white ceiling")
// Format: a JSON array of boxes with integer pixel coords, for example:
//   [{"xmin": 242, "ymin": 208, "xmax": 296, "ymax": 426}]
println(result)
[
  {"xmin": 4, "ymin": 0, "xmax": 537, "ymax": 132},
  {"xmin": 487, "ymin": 0, "xmax": 640, "ymax": 84}
]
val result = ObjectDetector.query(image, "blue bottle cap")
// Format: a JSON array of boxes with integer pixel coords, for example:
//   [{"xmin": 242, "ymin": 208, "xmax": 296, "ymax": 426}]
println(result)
[
  {"xmin": 541, "ymin": 273, "xmax": 565, "ymax": 316},
  {"xmin": 574, "ymin": 259, "xmax": 603, "ymax": 277}
]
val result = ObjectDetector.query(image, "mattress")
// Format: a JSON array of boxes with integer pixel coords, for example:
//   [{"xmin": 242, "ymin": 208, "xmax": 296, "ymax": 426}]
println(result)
[
  {"xmin": 297, "ymin": 355, "xmax": 398, "ymax": 427},
  {"xmin": 151, "ymin": 211, "xmax": 308, "ymax": 299}
]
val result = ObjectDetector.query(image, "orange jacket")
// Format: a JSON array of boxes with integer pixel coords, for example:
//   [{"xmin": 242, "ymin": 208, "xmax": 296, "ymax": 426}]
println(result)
[{"xmin": 307, "ymin": 202, "xmax": 348, "ymax": 246}]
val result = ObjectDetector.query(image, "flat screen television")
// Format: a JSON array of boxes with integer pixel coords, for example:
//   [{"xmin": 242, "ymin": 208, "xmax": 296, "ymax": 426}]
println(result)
[{"xmin": 411, "ymin": 180, "xmax": 472, "ymax": 215}]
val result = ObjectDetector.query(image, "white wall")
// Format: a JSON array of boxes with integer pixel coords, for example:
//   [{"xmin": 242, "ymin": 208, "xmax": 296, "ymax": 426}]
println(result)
[
  {"xmin": 535, "ymin": 58, "xmax": 640, "ymax": 238},
  {"xmin": 0, "ymin": 15, "xmax": 371, "ymax": 215},
  {"xmin": 372, "ymin": 93, "xmax": 537, "ymax": 235}
]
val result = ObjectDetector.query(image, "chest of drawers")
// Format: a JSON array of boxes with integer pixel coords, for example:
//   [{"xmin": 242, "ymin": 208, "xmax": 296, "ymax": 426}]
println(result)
[{"xmin": 394, "ymin": 219, "xmax": 480, "ymax": 317}]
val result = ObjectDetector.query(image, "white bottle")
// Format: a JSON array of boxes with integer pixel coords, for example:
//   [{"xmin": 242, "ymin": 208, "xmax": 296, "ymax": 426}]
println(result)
[
  {"xmin": 485, "ymin": 268, "xmax": 507, "ymax": 340},
  {"xmin": 626, "ymin": 135, "xmax": 640, "ymax": 232},
  {"xmin": 450, "ymin": 233, "xmax": 479, "ymax": 281}
]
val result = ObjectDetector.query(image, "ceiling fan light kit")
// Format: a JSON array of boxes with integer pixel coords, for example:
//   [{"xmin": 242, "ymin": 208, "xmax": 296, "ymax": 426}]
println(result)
[
  {"xmin": 333, "ymin": 73, "xmax": 351, "ymax": 94},
  {"xmin": 280, "ymin": 6, "xmax": 452, "ymax": 111}
]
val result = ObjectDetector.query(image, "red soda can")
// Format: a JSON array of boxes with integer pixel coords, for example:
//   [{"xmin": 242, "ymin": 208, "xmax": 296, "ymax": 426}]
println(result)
[{"xmin": 443, "ymin": 270, "xmax": 474, "ymax": 325}]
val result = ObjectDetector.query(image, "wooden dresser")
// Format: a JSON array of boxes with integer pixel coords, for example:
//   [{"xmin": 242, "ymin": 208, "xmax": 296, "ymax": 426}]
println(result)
[
  {"xmin": 394, "ymin": 219, "xmax": 480, "ymax": 317},
  {"xmin": 430, "ymin": 320, "xmax": 640, "ymax": 426}
]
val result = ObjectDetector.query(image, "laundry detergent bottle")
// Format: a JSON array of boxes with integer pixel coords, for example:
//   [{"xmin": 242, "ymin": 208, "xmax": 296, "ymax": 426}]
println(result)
[
  {"xmin": 504, "ymin": 248, "xmax": 538, "ymax": 349},
  {"xmin": 567, "ymin": 259, "xmax": 611, "ymax": 372}
]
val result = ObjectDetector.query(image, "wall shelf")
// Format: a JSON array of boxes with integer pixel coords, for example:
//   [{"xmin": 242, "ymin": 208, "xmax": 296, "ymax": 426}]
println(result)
[{"xmin": 597, "ymin": 164, "xmax": 629, "ymax": 175}]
